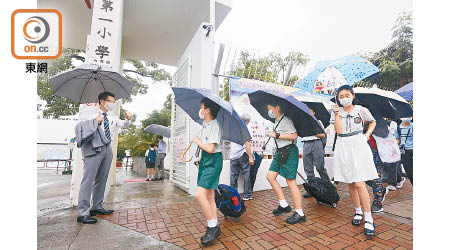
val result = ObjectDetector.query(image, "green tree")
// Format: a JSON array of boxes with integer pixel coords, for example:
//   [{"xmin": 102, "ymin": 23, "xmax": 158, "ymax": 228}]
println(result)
[
  {"xmin": 37, "ymin": 49, "xmax": 172, "ymax": 118},
  {"xmin": 220, "ymin": 50, "xmax": 309, "ymax": 100},
  {"xmin": 117, "ymin": 94, "xmax": 172, "ymax": 157},
  {"xmin": 357, "ymin": 11, "xmax": 413, "ymax": 90}
]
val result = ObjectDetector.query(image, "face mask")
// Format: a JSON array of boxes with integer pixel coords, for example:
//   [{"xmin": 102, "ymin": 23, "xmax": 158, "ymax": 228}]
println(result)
[
  {"xmin": 339, "ymin": 97, "xmax": 353, "ymax": 107},
  {"xmin": 105, "ymin": 102, "xmax": 115, "ymax": 112},
  {"xmin": 268, "ymin": 109, "xmax": 276, "ymax": 119},
  {"xmin": 401, "ymin": 118, "xmax": 412, "ymax": 123},
  {"xmin": 198, "ymin": 109, "xmax": 205, "ymax": 120}
]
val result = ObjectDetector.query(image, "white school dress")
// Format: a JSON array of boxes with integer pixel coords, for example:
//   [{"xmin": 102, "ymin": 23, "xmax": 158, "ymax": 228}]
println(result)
[{"xmin": 330, "ymin": 105, "xmax": 378, "ymax": 183}]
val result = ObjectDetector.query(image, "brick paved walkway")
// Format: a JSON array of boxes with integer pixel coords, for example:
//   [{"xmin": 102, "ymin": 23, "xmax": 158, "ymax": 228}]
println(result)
[{"xmin": 98, "ymin": 182, "xmax": 413, "ymax": 249}]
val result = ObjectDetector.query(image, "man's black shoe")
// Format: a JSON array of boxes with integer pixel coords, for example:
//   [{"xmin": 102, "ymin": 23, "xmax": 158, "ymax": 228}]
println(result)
[
  {"xmin": 201, "ymin": 225, "xmax": 221, "ymax": 246},
  {"xmin": 303, "ymin": 192, "xmax": 313, "ymax": 198},
  {"xmin": 272, "ymin": 205, "xmax": 292, "ymax": 216},
  {"xmin": 286, "ymin": 212, "xmax": 307, "ymax": 224},
  {"xmin": 77, "ymin": 215, "xmax": 97, "ymax": 224},
  {"xmin": 159, "ymin": 177, "xmax": 164, "ymax": 181},
  {"xmin": 90, "ymin": 208, "xmax": 114, "ymax": 216}
]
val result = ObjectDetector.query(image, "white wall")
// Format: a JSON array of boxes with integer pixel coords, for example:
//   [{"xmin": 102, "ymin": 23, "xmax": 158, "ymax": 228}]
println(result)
[
  {"xmin": 218, "ymin": 157, "xmax": 335, "ymax": 193},
  {"xmin": 174, "ymin": 23, "xmax": 215, "ymax": 195}
]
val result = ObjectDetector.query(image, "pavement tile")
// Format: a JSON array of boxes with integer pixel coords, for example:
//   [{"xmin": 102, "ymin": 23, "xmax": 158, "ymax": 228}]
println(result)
[{"xmin": 101, "ymin": 182, "xmax": 413, "ymax": 250}]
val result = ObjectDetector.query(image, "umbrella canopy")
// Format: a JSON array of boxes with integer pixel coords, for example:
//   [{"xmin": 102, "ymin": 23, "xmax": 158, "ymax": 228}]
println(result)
[
  {"xmin": 331, "ymin": 86, "xmax": 413, "ymax": 119},
  {"xmin": 247, "ymin": 90, "xmax": 325, "ymax": 138},
  {"xmin": 301, "ymin": 101, "xmax": 330, "ymax": 129},
  {"xmin": 50, "ymin": 64, "xmax": 135, "ymax": 104},
  {"xmin": 395, "ymin": 82, "xmax": 413, "ymax": 102},
  {"xmin": 171, "ymin": 87, "xmax": 251, "ymax": 146},
  {"xmin": 294, "ymin": 54, "xmax": 379, "ymax": 93},
  {"xmin": 144, "ymin": 124, "xmax": 171, "ymax": 138}
]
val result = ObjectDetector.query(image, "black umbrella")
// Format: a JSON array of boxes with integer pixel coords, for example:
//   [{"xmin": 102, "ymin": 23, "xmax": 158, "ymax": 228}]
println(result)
[
  {"xmin": 332, "ymin": 86, "xmax": 413, "ymax": 119},
  {"xmin": 302, "ymin": 101, "xmax": 330, "ymax": 128},
  {"xmin": 50, "ymin": 64, "xmax": 135, "ymax": 104},
  {"xmin": 248, "ymin": 90, "xmax": 324, "ymax": 138}
]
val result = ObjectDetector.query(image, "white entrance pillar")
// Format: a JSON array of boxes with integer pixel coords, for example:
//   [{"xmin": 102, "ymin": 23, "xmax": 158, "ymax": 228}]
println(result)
[{"xmin": 70, "ymin": 0, "xmax": 125, "ymax": 206}]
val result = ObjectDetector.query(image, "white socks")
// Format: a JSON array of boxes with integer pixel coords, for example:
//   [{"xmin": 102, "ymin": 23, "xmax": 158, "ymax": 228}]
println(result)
[
  {"xmin": 207, "ymin": 219, "xmax": 218, "ymax": 228},
  {"xmin": 354, "ymin": 207, "xmax": 363, "ymax": 220},
  {"xmin": 279, "ymin": 200, "xmax": 289, "ymax": 208},
  {"xmin": 364, "ymin": 212, "xmax": 374, "ymax": 230},
  {"xmin": 295, "ymin": 209, "xmax": 304, "ymax": 216},
  {"xmin": 147, "ymin": 175, "xmax": 150, "ymax": 179}
]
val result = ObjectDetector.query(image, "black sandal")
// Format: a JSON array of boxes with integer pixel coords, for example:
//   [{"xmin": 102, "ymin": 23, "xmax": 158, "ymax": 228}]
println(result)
[
  {"xmin": 364, "ymin": 221, "xmax": 376, "ymax": 238},
  {"xmin": 352, "ymin": 213, "xmax": 363, "ymax": 226}
]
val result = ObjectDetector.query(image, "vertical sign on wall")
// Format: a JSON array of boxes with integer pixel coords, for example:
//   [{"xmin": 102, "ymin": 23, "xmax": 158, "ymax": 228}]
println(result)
[{"xmin": 85, "ymin": 0, "xmax": 124, "ymax": 72}]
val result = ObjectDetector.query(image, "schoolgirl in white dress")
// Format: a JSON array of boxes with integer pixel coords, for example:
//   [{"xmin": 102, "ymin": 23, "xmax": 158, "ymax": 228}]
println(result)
[{"xmin": 331, "ymin": 85, "xmax": 378, "ymax": 238}]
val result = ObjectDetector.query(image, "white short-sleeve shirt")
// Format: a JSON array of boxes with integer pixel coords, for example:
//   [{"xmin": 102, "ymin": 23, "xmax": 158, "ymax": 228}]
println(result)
[
  {"xmin": 330, "ymin": 105, "xmax": 375, "ymax": 134},
  {"xmin": 199, "ymin": 119, "xmax": 223, "ymax": 153},
  {"xmin": 273, "ymin": 114, "xmax": 297, "ymax": 148}
]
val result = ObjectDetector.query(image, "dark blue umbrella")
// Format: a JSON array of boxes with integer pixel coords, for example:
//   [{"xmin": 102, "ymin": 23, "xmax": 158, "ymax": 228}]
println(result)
[
  {"xmin": 395, "ymin": 82, "xmax": 413, "ymax": 102},
  {"xmin": 331, "ymin": 86, "xmax": 413, "ymax": 119},
  {"xmin": 171, "ymin": 87, "xmax": 251, "ymax": 146},
  {"xmin": 247, "ymin": 90, "xmax": 325, "ymax": 138}
]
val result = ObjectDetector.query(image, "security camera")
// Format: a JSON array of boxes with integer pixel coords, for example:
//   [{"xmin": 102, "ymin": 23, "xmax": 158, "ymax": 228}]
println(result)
[{"xmin": 202, "ymin": 24, "xmax": 214, "ymax": 37}]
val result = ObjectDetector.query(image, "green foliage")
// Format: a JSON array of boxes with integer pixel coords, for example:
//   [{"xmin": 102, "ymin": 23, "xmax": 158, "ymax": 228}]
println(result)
[
  {"xmin": 220, "ymin": 50, "xmax": 309, "ymax": 100},
  {"xmin": 117, "ymin": 94, "xmax": 172, "ymax": 157},
  {"xmin": 37, "ymin": 48, "xmax": 81, "ymax": 118},
  {"xmin": 356, "ymin": 11, "xmax": 413, "ymax": 90}
]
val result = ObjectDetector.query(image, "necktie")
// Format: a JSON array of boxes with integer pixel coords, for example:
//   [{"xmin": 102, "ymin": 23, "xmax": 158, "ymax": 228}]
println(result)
[{"xmin": 103, "ymin": 113, "xmax": 111, "ymax": 143}]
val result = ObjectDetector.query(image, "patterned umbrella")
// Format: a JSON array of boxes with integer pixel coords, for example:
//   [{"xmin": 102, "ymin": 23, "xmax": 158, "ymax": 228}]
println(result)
[{"xmin": 294, "ymin": 54, "xmax": 379, "ymax": 93}]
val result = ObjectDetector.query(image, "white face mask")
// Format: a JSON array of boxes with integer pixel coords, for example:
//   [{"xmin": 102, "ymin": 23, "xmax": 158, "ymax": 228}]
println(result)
[
  {"xmin": 198, "ymin": 109, "xmax": 205, "ymax": 120},
  {"xmin": 401, "ymin": 118, "xmax": 412, "ymax": 123},
  {"xmin": 339, "ymin": 97, "xmax": 353, "ymax": 107},
  {"xmin": 105, "ymin": 102, "xmax": 116, "ymax": 112}
]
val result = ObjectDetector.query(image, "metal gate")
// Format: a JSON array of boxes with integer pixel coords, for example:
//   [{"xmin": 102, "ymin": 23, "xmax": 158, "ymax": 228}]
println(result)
[{"xmin": 170, "ymin": 56, "xmax": 192, "ymax": 189}]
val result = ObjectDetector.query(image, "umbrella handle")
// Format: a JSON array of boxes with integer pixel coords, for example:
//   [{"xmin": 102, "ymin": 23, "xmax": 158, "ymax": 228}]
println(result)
[{"xmin": 181, "ymin": 143, "xmax": 194, "ymax": 162}]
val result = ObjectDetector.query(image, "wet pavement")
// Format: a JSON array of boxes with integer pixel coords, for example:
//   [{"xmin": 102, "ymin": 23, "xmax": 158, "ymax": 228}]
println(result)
[
  {"xmin": 37, "ymin": 168, "xmax": 413, "ymax": 249},
  {"xmin": 37, "ymin": 169, "xmax": 183, "ymax": 250}
]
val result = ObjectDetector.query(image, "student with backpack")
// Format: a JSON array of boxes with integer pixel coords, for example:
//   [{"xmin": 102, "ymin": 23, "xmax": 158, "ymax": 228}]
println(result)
[
  {"xmin": 191, "ymin": 98, "xmax": 223, "ymax": 246},
  {"xmin": 331, "ymin": 85, "xmax": 379, "ymax": 238},
  {"xmin": 364, "ymin": 118, "xmax": 390, "ymax": 213},
  {"xmin": 145, "ymin": 143, "xmax": 157, "ymax": 181},
  {"xmin": 394, "ymin": 117, "xmax": 413, "ymax": 185},
  {"xmin": 302, "ymin": 107, "xmax": 331, "ymax": 198},
  {"xmin": 266, "ymin": 100, "xmax": 307, "ymax": 225}
]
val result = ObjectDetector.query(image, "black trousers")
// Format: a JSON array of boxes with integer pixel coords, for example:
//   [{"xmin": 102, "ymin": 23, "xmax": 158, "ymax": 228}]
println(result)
[{"xmin": 401, "ymin": 149, "xmax": 413, "ymax": 185}]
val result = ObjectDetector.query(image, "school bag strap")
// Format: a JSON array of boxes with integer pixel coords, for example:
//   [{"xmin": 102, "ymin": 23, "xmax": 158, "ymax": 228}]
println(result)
[{"xmin": 397, "ymin": 125, "xmax": 411, "ymax": 145}]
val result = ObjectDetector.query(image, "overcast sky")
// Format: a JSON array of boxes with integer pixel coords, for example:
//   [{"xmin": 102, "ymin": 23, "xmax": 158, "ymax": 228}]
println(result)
[{"xmin": 123, "ymin": 0, "xmax": 413, "ymax": 123}]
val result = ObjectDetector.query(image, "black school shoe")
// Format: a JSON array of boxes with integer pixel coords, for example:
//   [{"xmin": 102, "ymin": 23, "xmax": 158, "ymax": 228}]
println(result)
[
  {"xmin": 90, "ymin": 208, "xmax": 114, "ymax": 216},
  {"xmin": 286, "ymin": 212, "xmax": 306, "ymax": 224},
  {"xmin": 352, "ymin": 213, "xmax": 363, "ymax": 226},
  {"xmin": 201, "ymin": 225, "xmax": 221, "ymax": 246},
  {"xmin": 272, "ymin": 205, "xmax": 292, "ymax": 216},
  {"xmin": 364, "ymin": 221, "xmax": 376, "ymax": 238},
  {"xmin": 77, "ymin": 215, "xmax": 97, "ymax": 224}
]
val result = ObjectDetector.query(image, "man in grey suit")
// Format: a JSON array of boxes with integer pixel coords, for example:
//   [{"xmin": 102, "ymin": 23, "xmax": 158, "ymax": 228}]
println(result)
[{"xmin": 75, "ymin": 92, "xmax": 132, "ymax": 224}]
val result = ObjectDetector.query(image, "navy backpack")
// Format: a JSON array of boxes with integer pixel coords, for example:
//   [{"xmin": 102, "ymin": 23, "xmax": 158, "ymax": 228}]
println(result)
[{"xmin": 214, "ymin": 184, "xmax": 246, "ymax": 221}]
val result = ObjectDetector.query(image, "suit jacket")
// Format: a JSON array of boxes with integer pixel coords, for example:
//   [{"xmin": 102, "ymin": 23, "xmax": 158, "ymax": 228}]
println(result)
[{"xmin": 75, "ymin": 119, "xmax": 110, "ymax": 157}]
